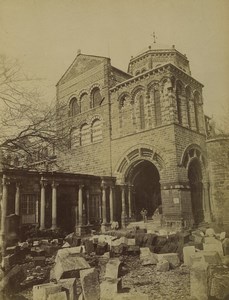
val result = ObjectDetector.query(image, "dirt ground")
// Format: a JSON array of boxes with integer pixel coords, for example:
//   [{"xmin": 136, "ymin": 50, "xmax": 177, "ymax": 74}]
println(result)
[{"xmin": 6, "ymin": 254, "xmax": 191, "ymax": 300}]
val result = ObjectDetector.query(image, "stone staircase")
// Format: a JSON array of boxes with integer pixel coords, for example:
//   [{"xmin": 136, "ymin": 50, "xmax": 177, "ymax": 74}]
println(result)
[{"xmin": 127, "ymin": 216, "xmax": 162, "ymax": 232}]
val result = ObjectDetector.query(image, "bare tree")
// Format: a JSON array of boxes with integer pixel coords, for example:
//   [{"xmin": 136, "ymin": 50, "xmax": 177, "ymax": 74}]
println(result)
[{"xmin": 0, "ymin": 55, "xmax": 68, "ymax": 169}]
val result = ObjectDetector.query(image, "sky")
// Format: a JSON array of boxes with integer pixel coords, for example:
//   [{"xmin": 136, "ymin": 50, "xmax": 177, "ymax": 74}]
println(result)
[{"xmin": 0, "ymin": 0, "xmax": 229, "ymax": 121}]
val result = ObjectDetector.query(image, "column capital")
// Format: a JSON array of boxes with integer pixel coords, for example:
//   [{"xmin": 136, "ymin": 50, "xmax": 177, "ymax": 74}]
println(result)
[
  {"xmin": 15, "ymin": 182, "xmax": 21, "ymax": 188},
  {"xmin": 52, "ymin": 181, "xmax": 59, "ymax": 188},
  {"xmin": 2, "ymin": 175, "xmax": 10, "ymax": 186},
  {"xmin": 119, "ymin": 183, "xmax": 127, "ymax": 190},
  {"xmin": 128, "ymin": 184, "xmax": 134, "ymax": 189},
  {"xmin": 78, "ymin": 184, "xmax": 84, "ymax": 189},
  {"xmin": 40, "ymin": 179, "xmax": 48, "ymax": 187}
]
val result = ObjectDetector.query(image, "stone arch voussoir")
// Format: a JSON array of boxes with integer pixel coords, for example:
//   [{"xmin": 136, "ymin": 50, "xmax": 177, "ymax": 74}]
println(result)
[{"xmin": 115, "ymin": 144, "xmax": 165, "ymax": 184}]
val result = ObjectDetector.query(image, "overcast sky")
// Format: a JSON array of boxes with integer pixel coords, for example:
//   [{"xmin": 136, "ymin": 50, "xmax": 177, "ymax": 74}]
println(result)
[{"xmin": 0, "ymin": 0, "xmax": 228, "ymax": 120}]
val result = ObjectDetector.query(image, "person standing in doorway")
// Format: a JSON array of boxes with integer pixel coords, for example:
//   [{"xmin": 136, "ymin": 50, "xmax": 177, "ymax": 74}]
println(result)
[{"xmin": 141, "ymin": 208, "xmax": 148, "ymax": 223}]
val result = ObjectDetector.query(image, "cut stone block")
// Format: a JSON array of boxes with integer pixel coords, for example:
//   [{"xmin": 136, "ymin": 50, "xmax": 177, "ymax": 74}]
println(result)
[
  {"xmin": 62, "ymin": 242, "xmax": 71, "ymax": 248},
  {"xmin": 80, "ymin": 268, "xmax": 100, "ymax": 300},
  {"xmin": 58, "ymin": 278, "xmax": 76, "ymax": 300},
  {"xmin": 222, "ymin": 238, "xmax": 229, "ymax": 255},
  {"xmin": 156, "ymin": 259, "xmax": 169, "ymax": 272},
  {"xmin": 127, "ymin": 245, "xmax": 140, "ymax": 255},
  {"xmin": 190, "ymin": 261, "xmax": 209, "ymax": 300},
  {"xmin": 203, "ymin": 242, "xmax": 224, "ymax": 257},
  {"xmin": 111, "ymin": 238, "xmax": 123, "ymax": 247},
  {"xmin": 51, "ymin": 255, "xmax": 90, "ymax": 281},
  {"xmin": 221, "ymin": 255, "xmax": 229, "ymax": 266},
  {"xmin": 115, "ymin": 292, "xmax": 149, "ymax": 300},
  {"xmin": 157, "ymin": 253, "xmax": 180, "ymax": 268},
  {"xmin": 48, "ymin": 291, "xmax": 67, "ymax": 300},
  {"xmin": 127, "ymin": 239, "xmax": 135, "ymax": 246},
  {"xmin": 204, "ymin": 236, "xmax": 218, "ymax": 244},
  {"xmin": 33, "ymin": 283, "xmax": 62, "ymax": 300},
  {"xmin": 0, "ymin": 264, "xmax": 26, "ymax": 292},
  {"xmin": 140, "ymin": 247, "xmax": 151, "ymax": 260},
  {"xmin": 220, "ymin": 232, "xmax": 226, "ymax": 240},
  {"xmin": 209, "ymin": 266, "xmax": 229, "ymax": 299},
  {"xmin": 55, "ymin": 247, "xmax": 83, "ymax": 263},
  {"xmin": 190, "ymin": 251, "xmax": 221, "ymax": 266},
  {"xmin": 2, "ymin": 254, "xmax": 17, "ymax": 271},
  {"xmin": 105, "ymin": 258, "xmax": 121, "ymax": 279},
  {"xmin": 100, "ymin": 278, "xmax": 122, "ymax": 300},
  {"xmin": 183, "ymin": 246, "xmax": 196, "ymax": 266},
  {"xmin": 205, "ymin": 228, "xmax": 215, "ymax": 237},
  {"xmin": 140, "ymin": 247, "xmax": 158, "ymax": 265},
  {"xmin": 84, "ymin": 239, "xmax": 94, "ymax": 254}
]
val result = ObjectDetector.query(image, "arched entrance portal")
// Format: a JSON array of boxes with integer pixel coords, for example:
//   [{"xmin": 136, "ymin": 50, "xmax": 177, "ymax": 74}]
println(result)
[
  {"xmin": 127, "ymin": 160, "xmax": 161, "ymax": 221},
  {"xmin": 188, "ymin": 159, "xmax": 204, "ymax": 225}
]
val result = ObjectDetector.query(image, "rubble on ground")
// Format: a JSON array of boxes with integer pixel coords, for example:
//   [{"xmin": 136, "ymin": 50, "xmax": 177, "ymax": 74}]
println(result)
[{"xmin": 0, "ymin": 226, "xmax": 228, "ymax": 299}]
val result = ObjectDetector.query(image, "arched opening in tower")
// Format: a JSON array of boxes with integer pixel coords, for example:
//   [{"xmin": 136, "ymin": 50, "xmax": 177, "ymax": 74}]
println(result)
[
  {"xmin": 127, "ymin": 160, "xmax": 161, "ymax": 221},
  {"xmin": 188, "ymin": 158, "xmax": 204, "ymax": 225}
]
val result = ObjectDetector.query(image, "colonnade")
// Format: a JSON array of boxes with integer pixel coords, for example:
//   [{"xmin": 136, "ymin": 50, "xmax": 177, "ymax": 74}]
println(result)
[{"xmin": 0, "ymin": 174, "xmax": 137, "ymax": 245}]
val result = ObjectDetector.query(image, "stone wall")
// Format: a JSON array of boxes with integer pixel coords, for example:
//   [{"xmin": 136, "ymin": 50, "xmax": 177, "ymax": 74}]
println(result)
[{"xmin": 207, "ymin": 137, "xmax": 229, "ymax": 228}]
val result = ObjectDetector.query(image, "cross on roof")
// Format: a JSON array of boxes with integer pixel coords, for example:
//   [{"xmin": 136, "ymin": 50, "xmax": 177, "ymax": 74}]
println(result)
[{"xmin": 151, "ymin": 32, "xmax": 157, "ymax": 43}]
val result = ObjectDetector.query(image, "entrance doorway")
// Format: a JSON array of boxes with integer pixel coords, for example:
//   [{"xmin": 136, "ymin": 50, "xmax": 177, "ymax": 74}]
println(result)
[
  {"xmin": 188, "ymin": 159, "xmax": 204, "ymax": 225},
  {"xmin": 127, "ymin": 160, "xmax": 161, "ymax": 221}
]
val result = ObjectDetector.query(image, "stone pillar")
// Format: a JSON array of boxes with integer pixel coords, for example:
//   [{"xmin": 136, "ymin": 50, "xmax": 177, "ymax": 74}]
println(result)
[
  {"xmin": 40, "ymin": 178, "xmax": 47, "ymax": 230},
  {"xmin": 51, "ymin": 182, "xmax": 58, "ymax": 230},
  {"xmin": 101, "ymin": 183, "xmax": 107, "ymax": 224},
  {"xmin": 78, "ymin": 184, "xmax": 84, "ymax": 226},
  {"xmin": 203, "ymin": 181, "xmax": 211, "ymax": 223},
  {"xmin": 86, "ymin": 190, "xmax": 90, "ymax": 225},
  {"xmin": 121, "ymin": 184, "xmax": 127, "ymax": 228},
  {"xmin": 0, "ymin": 175, "xmax": 9, "ymax": 249},
  {"xmin": 109, "ymin": 186, "xmax": 114, "ymax": 223},
  {"xmin": 128, "ymin": 185, "xmax": 133, "ymax": 220},
  {"xmin": 15, "ymin": 182, "xmax": 20, "ymax": 216}
]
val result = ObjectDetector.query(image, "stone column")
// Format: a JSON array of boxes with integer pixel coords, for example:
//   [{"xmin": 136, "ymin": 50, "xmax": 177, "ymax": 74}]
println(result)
[
  {"xmin": 86, "ymin": 190, "xmax": 90, "ymax": 225},
  {"xmin": 109, "ymin": 186, "xmax": 114, "ymax": 223},
  {"xmin": 101, "ymin": 183, "xmax": 107, "ymax": 224},
  {"xmin": 0, "ymin": 175, "xmax": 9, "ymax": 249},
  {"xmin": 121, "ymin": 184, "xmax": 127, "ymax": 228},
  {"xmin": 51, "ymin": 182, "xmax": 58, "ymax": 230},
  {"xmin": 40, "ymin": 178, "xmax": 47, "ymax": 230},
  {"xmin": 15, "ymin": 182, "xmax": 20, "ymax": 216},
  {"xmin": 78, "ymin": 184, "xmax": 84, "ymax": 226},
  {"xmin": 128, "ymin": 185, "xmax": 133, "ymax": 220},
  {"xmin": 203, "ymin": 181, "xmax": 211, "ymax": 223}
]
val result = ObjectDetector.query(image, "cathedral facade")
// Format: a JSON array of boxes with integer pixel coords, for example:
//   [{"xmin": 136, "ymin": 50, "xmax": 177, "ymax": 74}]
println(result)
[
  {"xmin": 1, "ymin": 44, "xmax": 220, "ymax": 241},
  {"xmin": 55, "ymin": 45, "xmax": 211, "ymax": 229}
]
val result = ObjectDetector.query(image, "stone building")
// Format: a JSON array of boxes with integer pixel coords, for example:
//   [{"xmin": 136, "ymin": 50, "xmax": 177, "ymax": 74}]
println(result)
[
  {"xmin": 0, "ymin": 44, "xmax": 220, "ymax": 241},
  {"xmin": 207, "ymin": 136, "xmax": 229, "ymax": 228}
]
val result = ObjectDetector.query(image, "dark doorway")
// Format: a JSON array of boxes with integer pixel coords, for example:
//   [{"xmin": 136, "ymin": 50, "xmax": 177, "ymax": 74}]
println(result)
[
  {"xmin": 188, "ymin": 159, "xmax": 204, "ymax": 225},
  {"xmin": 128, "ymin": 160, "xmax": 161, "ymax": 221},
  {"xmin": 57, "ymin": 193, "xmax": 74, "ymax": 233}
]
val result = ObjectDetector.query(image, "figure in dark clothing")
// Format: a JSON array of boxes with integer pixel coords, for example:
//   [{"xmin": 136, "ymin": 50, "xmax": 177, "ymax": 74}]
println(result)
[{"xmin": 140, "ymin": 208, "xmax": 148, "ymax": 223}]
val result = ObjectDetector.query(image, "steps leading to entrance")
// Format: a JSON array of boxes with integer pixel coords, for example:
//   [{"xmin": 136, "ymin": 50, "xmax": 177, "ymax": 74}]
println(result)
[{"xmin": 127, "ymin": 219, "xmax": 162, "ymax": 232}]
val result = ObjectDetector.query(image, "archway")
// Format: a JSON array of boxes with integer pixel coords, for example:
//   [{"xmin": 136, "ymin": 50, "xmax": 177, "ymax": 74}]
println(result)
[
  {"xmin": 188, "ymin": 158, "xmax": 204, "ymax": 225},
  {"xmin": 127, "ymin": 160, "xmax": 161, "ymax": 221}
]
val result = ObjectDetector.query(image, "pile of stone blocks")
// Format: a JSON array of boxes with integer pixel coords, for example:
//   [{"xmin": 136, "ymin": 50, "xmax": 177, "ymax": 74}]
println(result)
[{"xmin": 183, "ymin": 228, "xmax": 229, "ymax": 300}]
